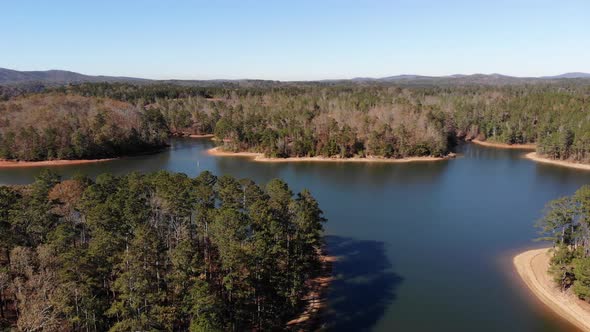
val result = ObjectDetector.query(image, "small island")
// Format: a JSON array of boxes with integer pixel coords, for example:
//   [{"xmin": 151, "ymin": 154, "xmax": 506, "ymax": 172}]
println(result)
[{"xmin": 515, "ymin": 185, "xmax": 590, "ymax": 331}]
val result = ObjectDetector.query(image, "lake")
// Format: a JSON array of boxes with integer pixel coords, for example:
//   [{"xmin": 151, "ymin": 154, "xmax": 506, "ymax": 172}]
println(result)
[{"xmin": 1, "ymin": 137, "xmax": 588, "ymax": 331}]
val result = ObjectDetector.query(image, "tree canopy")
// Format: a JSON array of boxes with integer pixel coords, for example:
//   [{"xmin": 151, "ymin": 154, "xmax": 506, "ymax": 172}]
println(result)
[
  {"xmin": 0, "ymin": 170, "xmax": 326, "ymax": 331},
  {"xmin": 537, "ymin": 185, "xmax": 590, "ymax": 297},
  {"xmin": 2, "ymin": 81, "xmax": 590, "ymax": 163},
  {"xmin": 64, "ymin": 82, "xmax": 590, "ymax": 162},
  {"xmin": 0, "ymin": 94, "xmax": 169, "ymax": 161}
]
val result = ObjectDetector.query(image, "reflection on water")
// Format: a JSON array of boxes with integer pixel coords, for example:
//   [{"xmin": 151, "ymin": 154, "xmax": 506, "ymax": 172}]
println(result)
[
  {"xmin": 0, "ymin": 138, "xmax": 589, "ymax": 331},
  {"xmin": 321, "ymin": 236, "xmax": 403, "ymax": 331}
]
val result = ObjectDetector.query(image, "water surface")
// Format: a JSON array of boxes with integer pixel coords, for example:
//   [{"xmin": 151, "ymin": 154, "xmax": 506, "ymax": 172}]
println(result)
[{"xmin": 1, "ymin": 138, "xmax": 588, "ymax": 331}]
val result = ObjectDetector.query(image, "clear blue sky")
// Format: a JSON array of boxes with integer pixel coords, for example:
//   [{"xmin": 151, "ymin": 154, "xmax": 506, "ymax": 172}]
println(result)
[{"xmin": 2, "ymin": 0, "xmax": 589, "ymax": 80}]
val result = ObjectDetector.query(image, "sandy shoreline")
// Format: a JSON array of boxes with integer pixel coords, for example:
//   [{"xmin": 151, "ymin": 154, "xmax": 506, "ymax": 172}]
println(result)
[
  {"xmin": 287, "ymin": 252, "xmax": 335, "ymax": 330},
  {"xmin": 525, "ymin": 152, "xmax": 590, "ymax": 171},
  {"xmin": 207, "ymin": 147, "xmax": 454, "ymax": 163},
  {"xmin": 471, "ymin": 139, "xmax": 537, "ymax": 150},
  {"xmin": 188, "ymin": 134, "xmax": 215, "ymax": 138},
  {"xmin": 0, "ymin": 158, "xmax": 116, "ymax": 168},
  {"xmin": 514, "ymin": 248, "xmax": 590, "ymax": 332}
]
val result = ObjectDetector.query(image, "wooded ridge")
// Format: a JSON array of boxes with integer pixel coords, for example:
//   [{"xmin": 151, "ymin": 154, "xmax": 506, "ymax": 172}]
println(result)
[{"xmin": 1, "ymin": 80, "xmax": 589, "ymax": 163}]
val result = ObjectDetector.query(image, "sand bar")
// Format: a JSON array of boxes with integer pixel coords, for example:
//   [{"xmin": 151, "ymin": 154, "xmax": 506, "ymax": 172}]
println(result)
[
  {"xmin": 0, "ymin": 158, "xmax": 116, "ymax": 168},
  {"xmin": 471, "ymin": 139, "xmax": 536, "ymax": 150},
  {"xmin": 207, "ymin": 147, "xmax": 455, "ymax": 163},
  {"xmin": 514, "ymin": 248, "xmax": 590, "ymax": 332},
  {"xmin": 525, "ymin": 152, "xmax": 590, "ymax": 171},
  {"xmin": 286, "ymin": 253, "xmax": 335, "ymax": 330}
]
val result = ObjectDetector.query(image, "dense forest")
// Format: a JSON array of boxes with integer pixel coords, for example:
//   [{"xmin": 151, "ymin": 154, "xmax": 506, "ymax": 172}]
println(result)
[
  {"xmin": 537, "ymin": 185, "xmax": 590, "ymax": 299},
  {"xmin": 64, "ymin": 82, "xmax": 590, "ymax": 161},
  {"xmin": 1, "ymin": 81, "xmax": 590, "ymax": 162},
  {"xmin": 0, "ymin": 170, "xmax": 325, "ymax": 331},
  {"xmin": 0, "ymin": 94, "xmax": 169, "ymax": 161}
]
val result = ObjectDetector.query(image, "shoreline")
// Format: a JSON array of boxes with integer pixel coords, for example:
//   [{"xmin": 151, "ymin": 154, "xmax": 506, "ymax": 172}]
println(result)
[
  {"xmin": 471, "ymin": 139, "xmax": 536, "ymax": 150},
  {"xmin": 0, "ymin": 158, "xmax": 116, "ymax": 168},
  {"xmin": 525, "ymin": 152, "xmax": 590, "ymax": 171},
  {"xmin": 513, "ymin": 248, "xmax": 590, "ymax": 332},
  {"xmin": 207, "ymin": 147, "xmax": 455, "ymax": 163},
  {"xmin": 0, "ymin": 146, "xmax": 169, "ymax": 169},
  {"xmin": 286, "ymin": 251, "xmax": 335, "ymax": 330},
  {"xmin": 188, "ymin": 134, "xmax": 215, "ymax": 138}
]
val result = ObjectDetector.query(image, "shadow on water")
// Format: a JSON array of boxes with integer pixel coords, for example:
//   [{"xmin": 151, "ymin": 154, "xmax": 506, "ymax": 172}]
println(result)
[{"xmin": 322, "ymin": 236, "xmax": 403, "ymax": 331}]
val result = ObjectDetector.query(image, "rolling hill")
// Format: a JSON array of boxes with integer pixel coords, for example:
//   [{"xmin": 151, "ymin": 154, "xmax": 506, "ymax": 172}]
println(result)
[{"xmin": 1, "ymin": 67, "xmax": 590, "ymax": 86}]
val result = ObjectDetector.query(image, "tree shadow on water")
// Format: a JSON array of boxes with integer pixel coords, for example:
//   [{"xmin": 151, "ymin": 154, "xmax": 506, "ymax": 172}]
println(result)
[{"xmin": 321, "ymin": 236, "xmax": 403, "ymax": 331}]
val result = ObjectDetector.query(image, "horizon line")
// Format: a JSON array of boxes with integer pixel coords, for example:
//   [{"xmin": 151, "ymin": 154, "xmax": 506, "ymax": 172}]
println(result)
[{"xmin": 2, "ymin": 67, "xmax": 590, "ymax": 82}]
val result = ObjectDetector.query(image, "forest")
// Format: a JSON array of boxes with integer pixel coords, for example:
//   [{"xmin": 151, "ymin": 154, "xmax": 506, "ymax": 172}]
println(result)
[
  {"xmin": 0, "ymin": 170, "xmax": 325, "ymax": 331},
  {"xmin": 1, "ymin": 81, "xmax": 589, "ymax": 162},
  {"xmin": 0, "ymin": 94, "xmax": 169, "ymax": 161},
  {"xmin": 537, "ymin": 185, "xmax": 590, "ymax": 299}
]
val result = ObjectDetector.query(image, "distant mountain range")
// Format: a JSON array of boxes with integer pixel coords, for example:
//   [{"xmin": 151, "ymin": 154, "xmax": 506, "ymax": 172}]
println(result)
[
  {"xmin": 0, "ymin": 67, "xmax": 150, "ymax": 85},
  {"xmin": 1, "ymin": 67, "xmax": 590, "ymax": 86},
  {"xmin": 541, "ymin": 72, "xmax": 590, "ymax": 79},
  {"xmin": 350, "ymin": 72, "xmax": 590, "ymax": 83}
]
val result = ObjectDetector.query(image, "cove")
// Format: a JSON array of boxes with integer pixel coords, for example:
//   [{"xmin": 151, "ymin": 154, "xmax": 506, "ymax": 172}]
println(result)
[{"xmin": 1, "ymin": 137, "xmax": 589, "ymax": 331}]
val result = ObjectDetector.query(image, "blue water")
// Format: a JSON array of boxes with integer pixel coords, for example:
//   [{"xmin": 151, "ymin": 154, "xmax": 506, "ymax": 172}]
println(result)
[{"xmin": 1, "ymin": 138, "xmax": 588, "ymax": 331}]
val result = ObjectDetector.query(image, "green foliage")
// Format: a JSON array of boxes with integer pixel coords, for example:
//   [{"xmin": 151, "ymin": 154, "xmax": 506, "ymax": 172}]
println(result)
[
  {"xmin": 3, "ymin": 82, "xmax": 590, "ymax": 162},
  {"xmin": 573, "ymin": 258, "xmax": 590, "ymax": 300},
  {"xmin": 538, "ymin": 185, "xmax": 590, "ymax": 299},
  {"xmin": 548, "ymin": 245, "xmax": 576, "ymax": 290},
  {"xmin": 0, "ymin": 171, "xmax": 326, "ymax": 330},
  {"xmin": 62, "ymin": 82, "xmax": 590, "ymax": 161}
]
